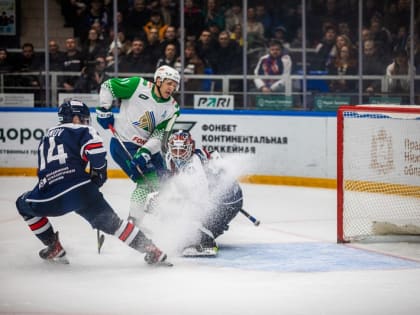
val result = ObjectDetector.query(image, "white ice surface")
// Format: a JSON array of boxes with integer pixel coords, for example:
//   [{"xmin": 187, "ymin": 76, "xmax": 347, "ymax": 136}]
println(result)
[{"xmin": 1, "ymin": 176, "xmax": 420, "ymax": 315}]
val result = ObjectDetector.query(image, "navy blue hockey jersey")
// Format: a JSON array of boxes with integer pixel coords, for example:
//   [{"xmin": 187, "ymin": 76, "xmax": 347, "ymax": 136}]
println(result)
[{"xmin": 26, "ymin": 123, "xmax": 107, "ymax": 202}]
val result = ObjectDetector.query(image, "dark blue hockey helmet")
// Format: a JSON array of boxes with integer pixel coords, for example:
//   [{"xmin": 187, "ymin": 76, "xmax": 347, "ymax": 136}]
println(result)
[{"xmin": 58, "ymin": 99, "xmax": 91, "ymax": 125}]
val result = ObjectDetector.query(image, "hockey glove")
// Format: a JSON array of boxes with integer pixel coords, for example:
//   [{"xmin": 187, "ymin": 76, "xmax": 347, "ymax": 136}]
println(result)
[
  {"xmin": 130, "ymin": 149, "xmax": 151, "ymax": 173},
  {"xmin": 90, "ymin": 162, "xmax": 108, "ymax": 187},
  {"xmin": 96, "ymin": 107, "xmax": 114, "ymax": 129}
]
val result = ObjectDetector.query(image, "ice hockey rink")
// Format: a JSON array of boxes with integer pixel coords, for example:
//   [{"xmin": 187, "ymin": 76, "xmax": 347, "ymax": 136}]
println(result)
[{"xmin": 1, "ymin": 176, "xmax": 420, "ymax": 315}]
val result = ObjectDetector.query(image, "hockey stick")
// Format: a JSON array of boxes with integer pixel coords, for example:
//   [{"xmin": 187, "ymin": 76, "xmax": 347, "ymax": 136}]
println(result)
[
  {"xmin": 161, "ymin": 115, "xmax": 177, "ymax": 154},
  {"xmin": 240, "ymin": 209, "xmax": 260, "ymax": 226},
  {"xmin": 108, "ymin": 124, "xmax": 156, "ymax": 192},
  {"xmin": 97, "ymin": 229, "xmax": 105, "ymax": 254}
]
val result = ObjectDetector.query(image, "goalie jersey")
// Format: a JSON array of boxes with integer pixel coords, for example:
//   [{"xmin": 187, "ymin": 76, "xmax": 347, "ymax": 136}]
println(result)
[
  {"xmin": 166, "ymin": 149, "xmax": 243, "ymax": 207},
  {"xmin": 26, "ymin": 123, "xmax": 106, "ymax": 203}
]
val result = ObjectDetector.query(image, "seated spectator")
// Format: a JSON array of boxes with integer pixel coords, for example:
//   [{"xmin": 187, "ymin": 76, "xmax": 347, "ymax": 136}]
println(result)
[
  {"xmin": 62, "ymin": 37, "xmax": 85, "ymax": 92},
  {"xmin": 13, "ymin": 43, "xmax": 43, "ymax": 106},
  {"xmin": 124, "ymin": 0, "xmax": 150, "ymax": 41},
  {"xmin": 224, "ymin": 1, "xmax": 242, "ymax": 34},
  {"xmin": 144, "ymin": 26, "xmax": 162, "ymax": 67},
  {"xmin": 0, "ymin": 48, "xmax": 13, "ymax": 73},
  {"xmin": 253, "ymin": 39, "xmax": 292, "ymax": 93},
  {"xmin": 255, "ymin": 2, "xmax": 272, "ymax": 39},
  {"xmin": 290, "ymin": 27, "xmax": 309, "ymax": 49},
  {"xmin": 202, "ymin": 0, "xmax": 225, "ymax": 32},
  {"xmin": 328, "ymin": 44, "xmax": 358, "ymax": 93},
  {"xmin": 392, "ymin": 25, "xmax": 409, "ymax": 54},
  {"xmin": 386, "ymin": 49, "xmax": 414, "ymax": 103},
  {"xmin": 208, "ymin": 21, "xmax": 222, "ymax": 42},
  {"xmin": 212, "ymin": 31, "xmax": 242, "ymax": 93},
  {"xmin": 312, "ymin": 23, "xmax": 337, "ymax": 71},
  {"xmin": 246, "ymin": 7, "xmax": 265, "ymax": 50},
  {"xmin": 14, "ymin": 43, "xmax": 42, "ymax": 82},
  {"xmin": 174, "ymin": 40, "xmax": 207, "ymax": 103},
  {"xmin": 337, "ymin": 21, "xmax": 356, "ymax": 44},
  {"xmin": 213, "ymin": 31, "xmax": 241, "ymax": 75},
  {"xmin": 195, "ymin": 28, "xmax": 218, "ymax": 71},
  {"xmin": 0, "ymin": 48, "xmax": 15, "ymax": 89},
  {"xmin": 159, "ymin": 25, "xmax": 180, "ymax": 56},
  {"xmin": 60, "ymin": 0, "xmax": 87, "ymax": 28},
  {"xmin": 158, "ymin": 0, "xmax": 179, "ymax": 28},
  {"xmin": 143, "ymin": 10, "xmax": 168, "ymax": 41},
  {"xmin": 118, "ymin": 38, "xmax": 153, "ymax": 73},
  {"xmin": 369, "ymin": 13, "xmax": 393, "ymax": 63},
  {"xmin": 48, "ymin": 40, "xmax": 65, "ymax": 71},
  {"xmin": 230, "ymin": 23, "xmax": 243, "ymax": 47},
  {"xmin": 156, "ymin": 43, "xmax": 178, "ymax": 68},
  {"xmin": 361, "ymin": 26, "xmax": 373, "ymax": 42},
  {"xmin": 90, "ymin": 19, "xmax": 110, "ymax": 44},
  {"xmin": 184, "ymin": 0, "xmax": 205, "ymax": 40},
  {"xmin": 271, "ymin": 25, "xmax": 291, "ymax": 51},
  {"xmin": 77, "ymin": 0, "xmax": 110, "ymax": 44},
  {"xmin": 81, "ymin": 28, "xmax": 107, "ymax": 63},
  {"xmin": 329, "ymin": 34, "xmax": 356, "ymax": 68},
  {"xmin": 74, "ymin": 56, "xmax": 110, "ymax": 93},
  {"xmin": 107, "ymin": 29, "xmax": 130, "ymax": 58},
  {"xmin": 362, "ymin": 39, "xmax": 386, "ymax": 95}
]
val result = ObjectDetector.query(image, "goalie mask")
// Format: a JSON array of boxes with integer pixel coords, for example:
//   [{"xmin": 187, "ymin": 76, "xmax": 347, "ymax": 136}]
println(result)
[
  {"xmin": 58, "ymin": 99, "xmax": 91, "ymax": 125},
  {"xmin": 168, "ymin": 130, "xmax": 195, "ymax": 166}
]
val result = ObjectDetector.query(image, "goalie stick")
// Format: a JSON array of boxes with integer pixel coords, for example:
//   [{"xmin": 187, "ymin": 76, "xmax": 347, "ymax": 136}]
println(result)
[{"xmin": 240, "ymin": 209, "xmax": 261, "ymax": 226}]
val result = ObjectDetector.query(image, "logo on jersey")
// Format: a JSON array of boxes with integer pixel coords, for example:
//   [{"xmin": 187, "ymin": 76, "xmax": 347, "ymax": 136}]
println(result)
[{"xmin": 132, "ymin": 111, "xmax": 155, "ymax": 131}]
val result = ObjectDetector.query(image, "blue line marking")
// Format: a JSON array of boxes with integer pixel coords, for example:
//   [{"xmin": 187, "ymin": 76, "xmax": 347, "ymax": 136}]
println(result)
[{"xmin": 189, "ymin": 243, "xmax": 420, "ymax": 272}]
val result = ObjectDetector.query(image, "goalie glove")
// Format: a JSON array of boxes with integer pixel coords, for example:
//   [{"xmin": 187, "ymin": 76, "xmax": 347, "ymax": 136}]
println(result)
[
  {"xmin": 96, "ymin": 107, "xmax": 114, "ymax": 129},
  {"xmin": 90, "ymin": 162, "xmax": 107, "ymax": 187}
]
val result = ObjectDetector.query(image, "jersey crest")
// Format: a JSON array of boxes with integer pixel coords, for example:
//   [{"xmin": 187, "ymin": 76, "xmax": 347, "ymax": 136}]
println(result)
[{"xmin": 132, "ymin": 111, "xmax": 155, "ymax": 131}]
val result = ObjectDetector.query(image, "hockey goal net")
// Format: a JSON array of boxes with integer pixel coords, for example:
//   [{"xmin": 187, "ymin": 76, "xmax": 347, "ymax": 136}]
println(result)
[{"xmin": 337, "ymin": 105, "xmax": 420, "ymax": 243}]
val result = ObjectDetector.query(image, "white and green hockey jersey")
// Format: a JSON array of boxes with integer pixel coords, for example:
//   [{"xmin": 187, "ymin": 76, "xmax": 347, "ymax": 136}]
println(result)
[{"xmin": 99, "ymin": 76, "xmax": 180, "ymax": 155}]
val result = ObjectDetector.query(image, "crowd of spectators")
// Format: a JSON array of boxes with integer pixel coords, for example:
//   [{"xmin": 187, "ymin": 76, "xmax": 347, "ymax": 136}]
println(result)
[{"xmin": 1, "ymin": 0, "xmax": 420, "ymax": 106}]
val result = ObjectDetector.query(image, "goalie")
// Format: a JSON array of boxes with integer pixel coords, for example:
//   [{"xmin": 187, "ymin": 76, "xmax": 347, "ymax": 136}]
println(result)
[{"xmin": 161, "ymin": 130, "xmax": 244, "ymax": 257}]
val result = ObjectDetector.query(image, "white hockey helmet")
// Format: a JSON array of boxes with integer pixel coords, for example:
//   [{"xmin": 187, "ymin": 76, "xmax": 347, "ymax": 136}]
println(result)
[{"xmin": 154, "ymin": 65, "xmax": 180, "ymax": 90}]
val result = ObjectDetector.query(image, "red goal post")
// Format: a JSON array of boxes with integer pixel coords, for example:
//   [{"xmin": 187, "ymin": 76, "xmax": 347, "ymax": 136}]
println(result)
[{"xmin": 337, "ymin": 105, "xmax": 420, "ymax": 243}]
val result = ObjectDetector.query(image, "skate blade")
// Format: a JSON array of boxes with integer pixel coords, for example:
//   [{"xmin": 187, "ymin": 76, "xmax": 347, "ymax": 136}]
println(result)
[
  {"xmin": 43, "ymin": 256, "xmax": 70, "ymax": 265},
  {"xmin": 152, "ymin": 260, "xmax": 174, "ymax": 267},
  {"xmin": 182, "ymin": 247, "xmax": 218, "ymax": 257}
]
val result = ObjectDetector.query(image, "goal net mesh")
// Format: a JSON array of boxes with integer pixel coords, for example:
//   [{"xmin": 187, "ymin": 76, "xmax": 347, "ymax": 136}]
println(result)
[{"xmin": 338, "ymin": 105, "xmax": 420, "ymax": 242}]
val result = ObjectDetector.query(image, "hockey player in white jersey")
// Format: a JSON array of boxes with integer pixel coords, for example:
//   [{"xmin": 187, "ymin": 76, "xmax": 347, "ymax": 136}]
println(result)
[{"xmin": 96, "ymin": 66, "xmax": 180, "ymax": 226}]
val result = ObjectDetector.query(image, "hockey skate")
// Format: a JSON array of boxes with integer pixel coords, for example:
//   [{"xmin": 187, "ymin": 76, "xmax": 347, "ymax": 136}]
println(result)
[
  {"xmin": 182, "ymin": 233, "xmax": 219, "ymax": 257},
  {"xmin": 39, "ymin": 232, "xmax": 69, "ymax": 264},
  {"xmin": 144, "ymin": 244, "xmax": 173, "ymax": 267}
]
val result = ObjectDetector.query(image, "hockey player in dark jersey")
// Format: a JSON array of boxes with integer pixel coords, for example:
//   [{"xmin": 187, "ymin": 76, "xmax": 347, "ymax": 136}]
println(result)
[
  {"xmin": 15, "ymin": 99, "xmax": 171, "ymax": 266},
  {"xmin": 160, "ymin": 130, "xmax": 243, "ymax": 257}
]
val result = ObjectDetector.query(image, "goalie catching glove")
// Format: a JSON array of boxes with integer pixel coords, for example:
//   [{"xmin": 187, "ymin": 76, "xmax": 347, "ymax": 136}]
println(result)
[
  {"xmin": 96, "ymin": 107, "xmax": 114, "ymax": 129},
  {"xmin": 90, "ymin": 162, "xmax": 107, "ymax": 187}
]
